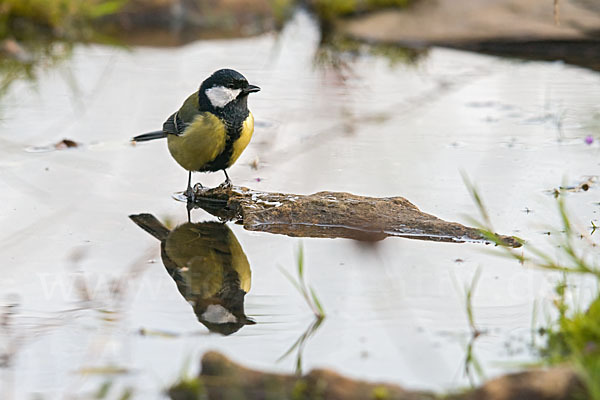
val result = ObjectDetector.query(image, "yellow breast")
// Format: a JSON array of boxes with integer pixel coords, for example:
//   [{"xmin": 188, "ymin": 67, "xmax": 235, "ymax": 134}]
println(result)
[
  {"xmin": 228, "ymin": 112, "xmax": 254, "ymax": 168},
  {"xmin": 167, "ymin": 113, "xmax": 227, "ymax": 172}
]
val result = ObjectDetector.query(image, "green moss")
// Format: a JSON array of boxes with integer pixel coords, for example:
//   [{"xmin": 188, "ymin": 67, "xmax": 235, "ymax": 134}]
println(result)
[
  {"xmin": 291, "ymin": 379, "xmax": 309, "ymax": 400},
  {"xmin": 167, "ymin": 377, "xmax": 205, "ymax": 400},
  {"xmin": 542, "ymin": 296, "xmax": 600, "ymax": 399},
  {"xmin": 264, "ymin": 377, "xmax": 290, "ymax": 400},
  {"xmin": 313, "ymin": 0, "xmax": 357, "ymax": 21},
  {"xmin": 0, "ymin": 0, "xmax": 128, "ymax": 41},
  {"xmin": 270, "ymin": 0, "xmax": 296, "ymax": 29},
  {"xmin": 372, "ymin": 386, "xmax": 390, "ymax": 400},
  {"xmin": 118, "ymin": 388, "xmax": 134, "ymax": 400},
  {"xmin": 545, "ymin": 298, "xmax": 600, "ymax": 359},
  {"xmin": 312, "ymin": 0, "xmax": 410, "ymax": 24}
]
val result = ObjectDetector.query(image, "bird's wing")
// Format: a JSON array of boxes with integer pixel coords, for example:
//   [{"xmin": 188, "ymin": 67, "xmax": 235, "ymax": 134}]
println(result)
[
  {"xmin": 162, "ymin": 92, "xmax": 200, "ymax": 136},
  {"xmin": 163, "ymin": 112, "xmax": 186, "ymax": 135}
]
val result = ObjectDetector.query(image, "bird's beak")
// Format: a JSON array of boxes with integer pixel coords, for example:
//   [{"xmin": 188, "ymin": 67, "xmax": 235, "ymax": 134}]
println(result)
[{"xmin": 243, "ymin": 84, "xmax": 261, "ymax": 94}]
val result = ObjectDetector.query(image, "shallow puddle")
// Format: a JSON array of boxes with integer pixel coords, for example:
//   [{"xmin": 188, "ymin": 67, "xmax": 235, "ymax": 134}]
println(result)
[{"xmin": 0, "ymin": 10, "xmax": 599, "ymax": 400}]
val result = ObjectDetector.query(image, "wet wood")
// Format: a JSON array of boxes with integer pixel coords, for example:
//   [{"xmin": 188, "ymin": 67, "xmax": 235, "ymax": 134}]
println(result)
[
  {"xmin": 170, "ymin": 351, "xmax": 436, "ymax": 400},
  {"xmin": 466, "ymin": 366, "xmax": 585, "ymax": 400},
  {"xmin": 168, "ymin": 352, "xmax": 585, "ymax": 400},
  {"xmin": 191, "ymin": 185, "xmax": 521, "ymax": 246}
]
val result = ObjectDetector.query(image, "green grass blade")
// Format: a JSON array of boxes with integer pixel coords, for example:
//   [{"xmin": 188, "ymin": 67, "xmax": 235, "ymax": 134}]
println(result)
[
  {"xmin": 279, "ymin": 266, "xmax": 304, "ymax": 295},
  {"xmin": 297, "ymin": 243, "xmax": 304, "ymax": 278},
  {"xmin": 310, "ymin": 286, "xmax": 325, "ymax": 317}
]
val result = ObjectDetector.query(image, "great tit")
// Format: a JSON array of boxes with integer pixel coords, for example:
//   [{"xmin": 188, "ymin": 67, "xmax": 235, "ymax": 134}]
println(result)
[
  {"xmin": 129, "ymin": 213, "xmax": 255, "ymax": 335},
  {"xmin": 132, "ymin": 69, "xmax": 260, "ymax": 200}
]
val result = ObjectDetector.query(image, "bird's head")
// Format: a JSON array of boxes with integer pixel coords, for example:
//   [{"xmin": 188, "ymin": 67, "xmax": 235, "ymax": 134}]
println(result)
[{"xmin": 199, "ymin": 69, "xmax": 260, "ymax": 111}]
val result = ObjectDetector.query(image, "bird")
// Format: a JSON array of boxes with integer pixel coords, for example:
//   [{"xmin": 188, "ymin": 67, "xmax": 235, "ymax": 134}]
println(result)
[
  {"xmin": 129, "ymin": 213, "xmax": 255, "ymax": 335},
  {"xmin": 132, "ymin": 69, "xmax": 260, "ymax": 200}
]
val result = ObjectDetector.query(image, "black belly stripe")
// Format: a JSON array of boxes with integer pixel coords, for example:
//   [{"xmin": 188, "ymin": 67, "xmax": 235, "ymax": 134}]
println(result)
[
  {"xmin": 202, "ymin": 120, "xmax": 242, "ymax": 172},
  {"xmin": 201, "ymin": 101, "xmax": 249, "ymax": 172}
]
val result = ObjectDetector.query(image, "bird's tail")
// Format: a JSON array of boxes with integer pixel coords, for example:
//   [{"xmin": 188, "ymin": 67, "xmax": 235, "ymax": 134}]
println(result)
[
  {"xmin": 129, "ymin": 213, "xmax": 170, "ymax": 241},
  {"xmin": 132, "ymin": 131, "xmax": 167, "ymax": 142}
]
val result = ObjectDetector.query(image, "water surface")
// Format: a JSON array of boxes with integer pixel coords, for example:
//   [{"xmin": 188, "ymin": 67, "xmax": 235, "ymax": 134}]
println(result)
[{"xmin": 0, "ymin": 10, "xmax": 599, "ymax": 399}]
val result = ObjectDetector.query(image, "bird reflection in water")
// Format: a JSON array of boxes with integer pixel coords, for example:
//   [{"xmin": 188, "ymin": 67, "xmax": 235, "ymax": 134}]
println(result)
[{"xmin": 129, "ymin": 213, "xmax": 255, "ymax": 335}]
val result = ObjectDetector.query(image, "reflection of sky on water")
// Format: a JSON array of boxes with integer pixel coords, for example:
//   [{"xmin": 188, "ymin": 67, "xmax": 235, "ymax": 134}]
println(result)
[{"xmin": 0, "ymin": 10, "xmax": 599, "ymax": 399}]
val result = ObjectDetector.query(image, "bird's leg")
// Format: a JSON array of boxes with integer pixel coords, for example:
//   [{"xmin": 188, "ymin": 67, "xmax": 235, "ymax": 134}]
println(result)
[
  {"xmin": 185, "ymin": 171, "xmax": 195, "ymax": 202},
  {"xmin": 222, "ymin": 169, "xmax": 232, "ymax": 188},
  {"xmin": 185, "ymin": 171, "xmax": 205, "ymax": 202},
  {"xmin": 186, "ymin": 201, "xmax": 193, "ymax": 223}
]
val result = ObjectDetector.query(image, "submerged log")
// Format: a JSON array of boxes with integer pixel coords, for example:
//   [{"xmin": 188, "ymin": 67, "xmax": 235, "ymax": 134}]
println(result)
[
  {"xmin": 189, "ymin": 185, "xmax": 521, "ymax": 246},
  {"xmin": 168, "ymin": 352, "xmax": 585, "ymax": 400},
  {"xmin": 170, "ymin": 351, "xmax": 436, "ymax": 400},
  {"xmin": 466, "ymin": 366, "xmax": 585, "ymax": 400}
]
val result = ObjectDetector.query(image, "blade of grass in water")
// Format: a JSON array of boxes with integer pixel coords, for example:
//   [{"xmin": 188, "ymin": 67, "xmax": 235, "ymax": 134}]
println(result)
[
  {"xmin": 280, "ymin": 244, "xmax": 325, "ymax": 319},
  {"xmin": 465, "ymin": 267, "xmax": 482, "ymax": 335},
  {"xmin": 464, "ymin": 173, "xmax": 600, "ymax": 399}
]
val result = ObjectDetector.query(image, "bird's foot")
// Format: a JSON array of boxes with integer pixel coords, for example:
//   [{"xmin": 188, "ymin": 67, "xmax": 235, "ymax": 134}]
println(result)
[
  {"xmin": 185, "ymin": 185, "xmax": 197, "ymax": 203},
  {"xmin": 221, "ymin": 170, "xmax": 232, "ymax": 189},
  {"xmin": 186, "ymin": 182, "xmax": 207, "ymax": 201},
  {"xmin": 219, "ymin": 179, "xmax": 232, "ymax": 189}
]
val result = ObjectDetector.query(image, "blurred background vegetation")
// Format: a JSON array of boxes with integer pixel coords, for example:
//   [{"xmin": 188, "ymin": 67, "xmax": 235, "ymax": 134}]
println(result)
[
  {"xmin": 0, "ymin": 0, "xmax": 416, "ymax": 95},
  {"xmin": 0, "ymin": 0, "xmax": 126, "ymax": 94},
  {"xmin": 0, "ymin": 0, "xmax": 127, "ymax": 40},
  {"xmin": 1, "ymin": 1, "xmax": 599, "ymax": 399},
  {"xmin": 0, "ymin": 0, "xmax": 413, "ymax": 45}
]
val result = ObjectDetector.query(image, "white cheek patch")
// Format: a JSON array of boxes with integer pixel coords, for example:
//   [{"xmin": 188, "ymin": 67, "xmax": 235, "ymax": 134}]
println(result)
[
  {"xmin": 205, "ymin": 86, "xmax": 241, "ymax": 108},
  {"xmin": 201, "ymin": 304, "xmax": 238, "ymax": 324}
]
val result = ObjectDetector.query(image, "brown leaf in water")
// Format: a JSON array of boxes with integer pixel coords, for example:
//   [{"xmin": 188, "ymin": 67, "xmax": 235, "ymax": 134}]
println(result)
[{"xmin": 54, "ymin": 139, "xmax": 79, "ymax": 150}]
